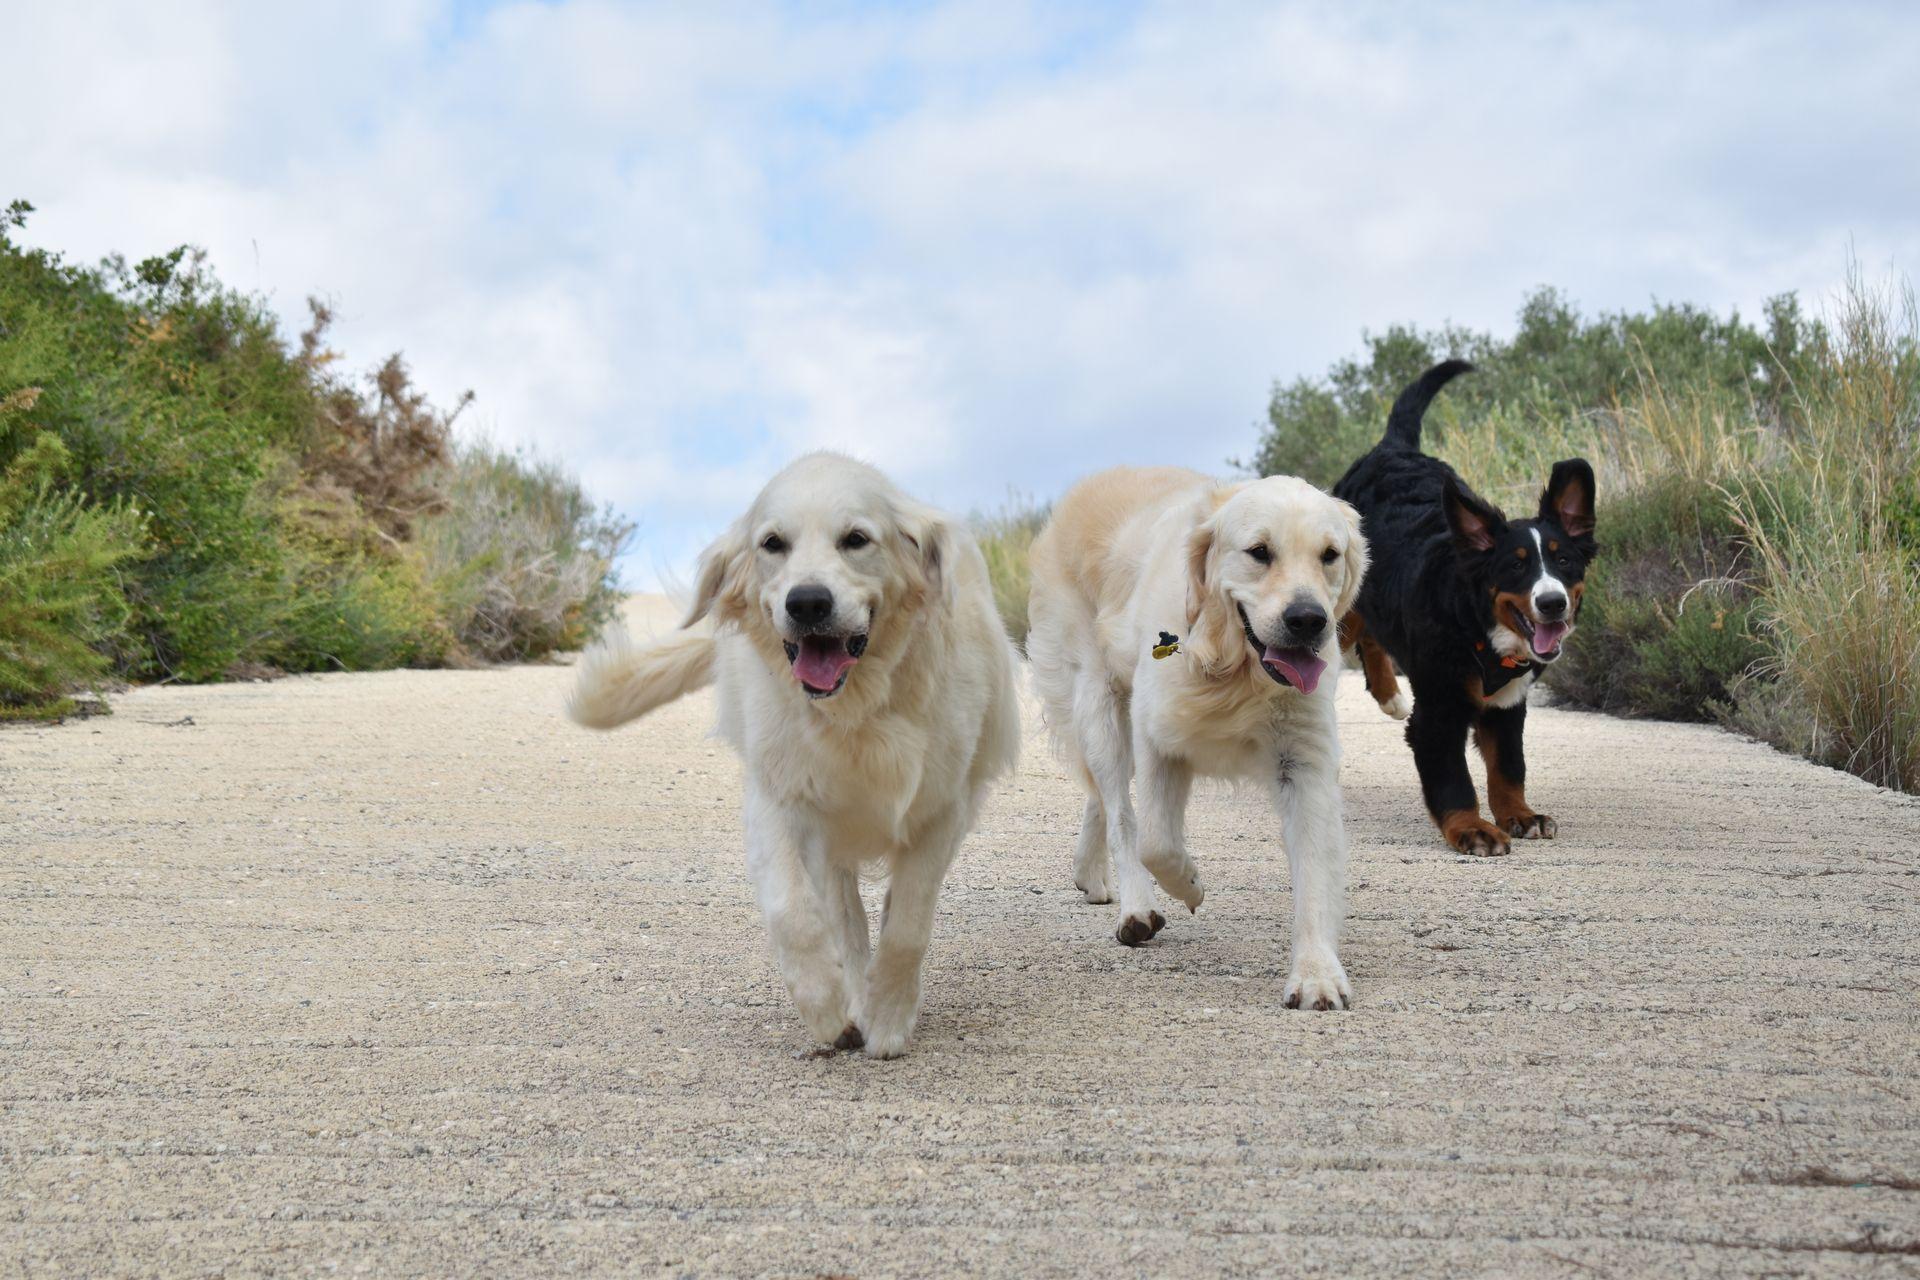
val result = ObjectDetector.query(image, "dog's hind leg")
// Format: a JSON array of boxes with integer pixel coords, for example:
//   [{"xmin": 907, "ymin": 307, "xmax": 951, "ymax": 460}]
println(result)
[
  {"xmin": 1271, "ymin": 750, "xmax": 1352, "ymax": 1011},
  {"xmin": 744, "ymin": 788, "xmax": 858, "ymax": 1047},
  {"xmin": 1135, "ymin": 739, "xmax": 1203, "ymax": 914},
  {"xmin": 1071, "ymin": 790, "xmax": 1112, "ymax": 904},
  {"xmin": 1339, "ymin": 611, "xmax": 1408, "ymax": 720},
  {"xmin": 1072, "ymin": 674, "xmax": 1158, "ymax": 946},
  {"xmin": 861, "ymin": 810, "xmax": 967, "ymax": 1059}
]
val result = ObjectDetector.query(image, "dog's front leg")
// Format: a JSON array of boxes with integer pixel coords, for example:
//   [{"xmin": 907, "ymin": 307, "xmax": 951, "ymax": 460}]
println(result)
[
  {"xmin": 744, "ymin": 788, "xmax": 860, "ymax": 1049},
  {"xmin": 1475, "ymin": 703, "xmax": 1555, "ymax": 839},
  {"xmin": 1273, "ymin": 756, "xmax": 1352, "ymax": 1011},
  {"xmin": 1135, "ymin": 739, "xmax": 1204, "ymax": 915},
  {"xmin": 860, "ymin": 810, "xmax": 966, "ymax": 1059},
  {"xmin": 1070, "ymin": 673, "xmax": 1155, "ymax": 946}
]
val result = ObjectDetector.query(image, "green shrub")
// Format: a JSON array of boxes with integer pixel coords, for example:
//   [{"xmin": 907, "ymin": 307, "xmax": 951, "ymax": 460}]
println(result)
[
  {"xmin": 0, "ymin": 432, "xmax": 146, "ymax": 718},
  {"xmin": 1244, "ymin": 286, "xmax": 1823, "ymax": 490},
  {"xmin": 1545, "ymin": 473, "xmax": 1766, "ymax": 720},
  {"xmin": 1, "ymin": 200, "xmax": 626, "ymax": 709}
]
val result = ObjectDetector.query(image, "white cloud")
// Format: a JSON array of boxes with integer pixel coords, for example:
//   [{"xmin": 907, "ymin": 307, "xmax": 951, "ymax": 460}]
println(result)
[{"xmin": 7, "ymin": 1, "xmax": 1917, "ymax": 586}]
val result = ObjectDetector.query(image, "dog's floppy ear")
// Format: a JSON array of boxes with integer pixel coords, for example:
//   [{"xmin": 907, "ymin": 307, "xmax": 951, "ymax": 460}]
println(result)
[
  {"xmin": 1184, "ymin": 520, "xmax": 1213, "ymax": 632},
  {"xmin": 1333, "ymin": 499, "xmax": 1369, "ymax": 619},
  {"xmin": 1541, "ymin": 458, "xmax": 1596, "ymax": 543},
  {"xmin": 895, "ymin": 499, "xmax": 955, "ymax": 610},
  {"xmin": 1443, "ymin": 476, "xmax": 1505, "ymax": 555},
  {"xmin": 682, "ymin": 517, "xmax": 751, "ymax": 629},
  {"xmin": 1182, "ymin": 495, "xmax": 1243, "ymax": 676}
]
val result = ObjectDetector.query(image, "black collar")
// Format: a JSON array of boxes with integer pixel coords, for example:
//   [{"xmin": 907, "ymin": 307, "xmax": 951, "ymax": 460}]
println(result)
[{"xmin": 1473, "ymin": 640, "xmax": 1539, "ymax": 695}]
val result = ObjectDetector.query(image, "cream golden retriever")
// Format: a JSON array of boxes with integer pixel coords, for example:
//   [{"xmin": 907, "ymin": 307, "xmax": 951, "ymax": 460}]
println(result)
[
  {"xmin": 1027, "ymin": 467, "xmax": 1367, "ymax": 1009},
  {"xmin": 569, "ymin": 453, "xmax": 1020, "ymax": 1057}
]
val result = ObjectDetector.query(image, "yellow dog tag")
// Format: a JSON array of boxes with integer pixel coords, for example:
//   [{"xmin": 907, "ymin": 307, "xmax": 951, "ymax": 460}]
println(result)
[{"xmin": 1151, "ymin": 631, "xmax": 1181, "ymax": 660}]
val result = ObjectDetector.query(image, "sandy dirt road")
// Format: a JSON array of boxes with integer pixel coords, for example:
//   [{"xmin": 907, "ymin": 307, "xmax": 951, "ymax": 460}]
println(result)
[{"xmin": 3, "ymin": 597, "xmax": 1917, "ymax": 1277}]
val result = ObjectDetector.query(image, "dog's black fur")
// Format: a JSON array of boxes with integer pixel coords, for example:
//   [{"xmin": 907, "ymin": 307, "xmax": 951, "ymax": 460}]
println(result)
[{"xmin": 1332, "ymin": 361, "xmax": 1597, "ymax": 855}]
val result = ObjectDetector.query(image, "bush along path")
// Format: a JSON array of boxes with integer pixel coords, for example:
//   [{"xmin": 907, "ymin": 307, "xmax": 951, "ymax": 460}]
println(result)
[{"xmin": 0, "ymin": 200, "xmax": 631, "ymax": 719}]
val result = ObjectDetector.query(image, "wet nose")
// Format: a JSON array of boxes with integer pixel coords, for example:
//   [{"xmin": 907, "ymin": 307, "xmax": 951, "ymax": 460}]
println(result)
[
  {"xmin": 1536, "ymin": 591, "xmax": 1568, "ymax": 619},
  {"xmin": 785, "ymin": 584, "xmax": 835, "ymax": 628},
  {"xmin": 1282, "ymin": 602, "xmax": 1327, "ymax": 642}
]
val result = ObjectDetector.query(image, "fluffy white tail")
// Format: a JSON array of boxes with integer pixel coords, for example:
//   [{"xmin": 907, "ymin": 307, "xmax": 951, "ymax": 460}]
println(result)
[{"xmin": 567, "ymin": 630, "xmax": 715, "ymax": 730}]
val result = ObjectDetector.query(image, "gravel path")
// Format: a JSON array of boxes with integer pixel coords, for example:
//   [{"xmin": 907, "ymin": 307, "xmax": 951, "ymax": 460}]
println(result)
[{"xmin": 4, "ymin": 599, "xmax": 1917, "ymax": 1277}]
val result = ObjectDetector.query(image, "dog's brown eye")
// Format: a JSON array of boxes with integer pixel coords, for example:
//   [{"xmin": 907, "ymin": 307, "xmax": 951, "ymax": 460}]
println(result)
[
  {"xmin": 760, "ymin": 534, "xmax": 788, "ymax": 554},
  {"xmin": 1246, "ymin": 545, "xmax": 1271, "ymax": 565},
  {"xmin": 840, "ymin": 530, "xmax": 870, "ymax": 551},
  {"xmin": 1321, "ymin": 546, "xmax": 1339, "ymax": 565}
]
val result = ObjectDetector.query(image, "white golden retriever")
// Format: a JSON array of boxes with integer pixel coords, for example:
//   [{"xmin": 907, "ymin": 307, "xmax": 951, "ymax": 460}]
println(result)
[
  {"xmin": 1026, "ymin": 467, "xmax": 1367, "ymax": 1009},
  {"xmin": 569, "ymin": 453, "xmax": 1020, "ymax": 1057}
]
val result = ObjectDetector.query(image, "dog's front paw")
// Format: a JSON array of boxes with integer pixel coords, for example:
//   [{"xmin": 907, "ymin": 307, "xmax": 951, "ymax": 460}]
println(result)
[
  {"xmin": 1283, "ymin": 952, "xmax": 1351, "ymax": 1011},
  {"xmin": 1379, "ymin": 689, "xmax": 1411, "ymax": 720},
  {"xmin": 859, "ymin": 1008, "xmax": 914, "ymax": 1060},
  {"xmin": 1114, "ymin": 909, "xmax": 1167, "ymax": 947},
  {"xmin": 1496, "ymin": 810, "xmax": 1556, "ymax": 839},
  {"xmin": 858, "ymin": 978, "xmax": 921, "ymax": 1060},
  {"xmin": 1441, "ymin": 812, "xmax": 1512, "ymax": 857},
  {"xmin": 788, "ymin": 977, "xmax": 855, "ymax": 1046},
  {"xmin": 1141, "ymin": 847, "xmax": 1204, "ymax": 912}
]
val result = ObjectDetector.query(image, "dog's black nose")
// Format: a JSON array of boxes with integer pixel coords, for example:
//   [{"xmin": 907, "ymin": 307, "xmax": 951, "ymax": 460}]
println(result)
[
  {"xmin": 785, "ymin": 584, "xmax": 835, "ymax": 628},
  {"xmin": 1282, "ymin": 602, "xmax": 1327, "ymax": 640},
  {"xmin": 1536, "ymin": 592, "xmax": 1568, "ymax": 619}
]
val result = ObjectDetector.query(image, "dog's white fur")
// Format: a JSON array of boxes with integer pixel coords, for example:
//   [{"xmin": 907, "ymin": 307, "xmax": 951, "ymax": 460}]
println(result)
[
  {"xmin": 569, "ymin": 453, "xmax": 1020, "ymax": 1057},
  {"xmin": 1026, "ymin": 466, "xmax": 1367, "ymax": 1009}
]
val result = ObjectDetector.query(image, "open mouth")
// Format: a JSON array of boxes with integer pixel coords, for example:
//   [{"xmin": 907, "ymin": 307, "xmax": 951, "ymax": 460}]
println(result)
[
  {"xmin": 1238, "ymin": 605, "xmax": 1327, "ymax": 694},
  {"xmin": 1513, "ymin": 611, "xmax": 1571, "ymax": 661},
  {"xmin": 781, "ymin": 631, "xmax": 868, "ymax": 699}
]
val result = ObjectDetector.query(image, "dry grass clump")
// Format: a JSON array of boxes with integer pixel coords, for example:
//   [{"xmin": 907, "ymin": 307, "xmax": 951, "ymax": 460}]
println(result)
[
  {"xmin": 973, "ymin": 497, "xmax": 1048, "ymax": 651},
  {"xmin": 418, "ymin": 440, "xmax": 633, "ymax": 662}
]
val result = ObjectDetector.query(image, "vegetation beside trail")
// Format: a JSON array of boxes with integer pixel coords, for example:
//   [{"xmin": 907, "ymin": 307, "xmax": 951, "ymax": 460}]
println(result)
[
  {"xmin": 979, "ymin": 275, "xmax": 1919, "ymax": 793},
  {"xmin": 0, "ymin": 201, "xmax": 629, "ymax": 719}
]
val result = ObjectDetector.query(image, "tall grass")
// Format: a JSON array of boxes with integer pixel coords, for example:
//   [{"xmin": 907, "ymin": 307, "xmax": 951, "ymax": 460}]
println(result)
[
  {"xmin": 1727, "ymin": 276, "xmax": 1920, "ymax": 791},
  {"xmin": 973, "ymin": 497, "xmax": 1048, "ymax": 650}
]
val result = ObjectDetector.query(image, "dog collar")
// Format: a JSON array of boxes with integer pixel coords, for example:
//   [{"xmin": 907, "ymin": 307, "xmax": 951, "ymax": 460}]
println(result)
[{"xmin": 1473, "ymin": 640, "xmax": 1538, "ymax": 694}]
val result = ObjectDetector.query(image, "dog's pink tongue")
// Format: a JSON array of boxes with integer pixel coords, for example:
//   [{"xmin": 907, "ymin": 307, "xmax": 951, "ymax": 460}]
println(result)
[
  {"xmin": 793, "ymin": 640, "xmax": 856, "ymax": 692},
  {"xmin": 1262, "ymin": 645, "xmax": 1327, "ymax": 694},
  {"xmin": 1531, "ymin": 620, "xmax": 1569, "ymax": 658}
]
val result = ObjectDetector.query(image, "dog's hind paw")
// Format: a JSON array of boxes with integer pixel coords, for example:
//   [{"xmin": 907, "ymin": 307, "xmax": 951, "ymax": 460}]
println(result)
[
  {"xmin": 1074, "ymin": 863, "xmax": 1113, "ymax": 904},
  {"xmin": 1379, "ymin": 690, "xmax": 1411, "ymax": 720}
]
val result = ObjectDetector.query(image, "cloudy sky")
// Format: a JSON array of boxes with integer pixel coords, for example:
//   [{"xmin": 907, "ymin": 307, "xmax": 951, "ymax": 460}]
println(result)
[{"xmin": 9, "ymin": 1, "xmax": 1917, "ymax": 583}]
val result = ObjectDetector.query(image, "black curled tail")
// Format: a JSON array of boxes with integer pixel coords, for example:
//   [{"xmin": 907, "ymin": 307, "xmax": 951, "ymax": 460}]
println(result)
[{"xmin": 1383, "ymin": 359, "xmax": 1474, "ymax": 450}]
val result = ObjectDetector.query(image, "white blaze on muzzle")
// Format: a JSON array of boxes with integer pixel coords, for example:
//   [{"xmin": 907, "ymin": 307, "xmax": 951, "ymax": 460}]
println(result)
[{"xmin": 1526, "ymin": 527, "xmax": 1571, "ymax": 658}]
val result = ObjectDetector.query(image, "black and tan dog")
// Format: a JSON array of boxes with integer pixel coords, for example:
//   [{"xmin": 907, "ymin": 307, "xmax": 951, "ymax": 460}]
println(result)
[{"xmin": 1333, "ymin": 361, "xmax": 1596, "ymax": 855}]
